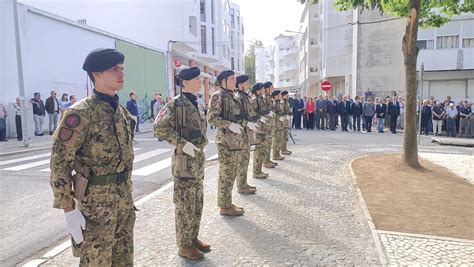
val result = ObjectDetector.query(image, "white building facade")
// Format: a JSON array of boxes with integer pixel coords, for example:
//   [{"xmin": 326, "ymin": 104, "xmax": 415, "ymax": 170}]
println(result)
[{"xmin": 273, "ymin": 35, "xmax": 299, "ymax": 89}]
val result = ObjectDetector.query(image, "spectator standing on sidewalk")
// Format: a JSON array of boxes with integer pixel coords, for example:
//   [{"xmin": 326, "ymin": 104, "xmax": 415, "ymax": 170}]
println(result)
[
  {"xmin": 45, "ymin": 90, "xmax": 61, "ymax": 135},
  {"xmin": 398, "ymin": 96, "xmax": 405, "ymax": 130},
  {"xmin": 64, "ymin": 95, "xmax": 77, "ymax": 109},
  {"xmin": 13, "ymin": 97, "xmax": 23, "ymax": 141},
  {"xmin": 387, "ymin": 96, "xmax": 400, "ymax": 134},
  {"xmin": 446, "ymin": 103, "xmax": 458, "ymax": 137},
  {"xmin": 432, "ymin": 101, "xmax": 445, "ymax": 136},
  {"xmin": 459, "ymin": 100, "xmax": 472, "ymax": 137},
  {"xmin": 351, "ymin": 96, "xmax": 362, "ymax": 132},
  {"xmin": 30, "ymin": 92, "xmax": 45, "ymax": 136},
  {"xmin": 306, "ymin": 97, "xmax": 315, "ymax": 130},
  {"xmin": 362, "ymin": 97, "xmax": 375, "ymax": 132},
  {"xmin": 126, "ymin": 91, "xmax": 140, "ymax": 132},
  {"xmin": 59, "ymin": 93, "xmax": 69, "ymax": 115},
  {"xmin": 0, "ymin": 100, "xmax": 7, "ymax": 141},
  {"xmin": 420, "ymin": 99, "xmax": 432, "ymax": 135},
  {"xmin": 375, "ymin": 98, "xmax": 387, "ymax": 133}
]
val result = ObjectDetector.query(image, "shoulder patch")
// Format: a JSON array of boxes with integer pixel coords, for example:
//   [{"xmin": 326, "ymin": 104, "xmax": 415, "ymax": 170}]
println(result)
[
  {"xmin": 154, "ymin": 108, "xmax": 167, "ymax": 124},
  {"xmin": 64, "ymin": 114, "xmax": 81, "ymax": 128},
  {"xmin": 211, "ymin": 95, "xmax": 220, "ymax": 108},
  {"xmin": 59, "ymin": 127, "xmax": 74, "ymax": 141}
]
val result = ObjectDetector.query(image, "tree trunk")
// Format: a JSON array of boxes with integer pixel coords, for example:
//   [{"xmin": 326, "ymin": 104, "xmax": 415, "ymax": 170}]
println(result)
[{"xmin": 402, "ymin": 0, "xmax": 421, "ymax": 168}]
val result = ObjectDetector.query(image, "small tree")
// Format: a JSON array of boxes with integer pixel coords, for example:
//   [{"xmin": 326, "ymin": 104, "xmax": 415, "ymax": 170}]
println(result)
[
  {"xmin": 245, "ymin": 39, "xmax": 263, "ymax": 85},
  {"xmin": 310, "ymin": 0, "xmax": 473, "ymax": 168}
]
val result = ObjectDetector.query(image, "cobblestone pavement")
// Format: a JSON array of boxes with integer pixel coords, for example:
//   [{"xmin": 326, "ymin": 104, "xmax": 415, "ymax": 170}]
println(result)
[
  {"xmin": 36, "ymin": 131, "xmax": 473, "ymax": 266},
  {"xmin": 419, "ymin": 152, "xmax": 474, "ymax": 184},
  {"xmin": 379, "ymin": 231, "xmax": 474, "ymax": 266}
]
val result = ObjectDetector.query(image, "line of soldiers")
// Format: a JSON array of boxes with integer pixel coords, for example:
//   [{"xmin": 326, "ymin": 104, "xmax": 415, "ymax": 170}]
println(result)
[
  {"xmin": 155, "ymin": 68, "xmax": 293, "ymax": 260},
  {"xmin": 49, "ymin": 47, "xmax": 294, "ymax": 266}
]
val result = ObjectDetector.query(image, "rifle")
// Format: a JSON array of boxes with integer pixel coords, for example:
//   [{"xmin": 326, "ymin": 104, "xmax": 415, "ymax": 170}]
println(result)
[{"xmin": 174, "ymin": 79, "xmax": 195, "ymax": 179}]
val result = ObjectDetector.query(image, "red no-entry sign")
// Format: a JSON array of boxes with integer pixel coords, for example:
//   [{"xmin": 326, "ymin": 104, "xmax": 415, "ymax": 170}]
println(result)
[
  {"xmin": 174, "ymin": 59, "xmax": 182, "ymax": 68},
  {"xmin": 321, "ymin": 81, "xmax": 332, "ymax": 91}
]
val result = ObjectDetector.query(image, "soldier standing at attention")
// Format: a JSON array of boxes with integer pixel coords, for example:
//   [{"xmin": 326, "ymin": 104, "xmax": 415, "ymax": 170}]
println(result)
[
  {"xmin": 271, "ymin": 90, "xmax": 285, "ymax": 161},
  {"xmin": 50, "ymin": 48, "xmax": 136, "ymax": 266},
  {"xmin": 154, "ymin": 67, "xmax": 210, "ymax": 260},
  {"xmin": 250, "ymin": 83, "xmax": 270, "ymax": 179},
  {"xmin": 280, "ymin": 91, "xmax": 292, "ymax": 155},
  {"xmin": 262, "ymin": 82, "xmax": 278, "ymax": 168},
  {"xmin": 234, "ymin": 74, "xmax": 258, "ymax": 195},
  {"xmin": 207, "ymin": 70, "xmax": 245, "ymax": 216}
]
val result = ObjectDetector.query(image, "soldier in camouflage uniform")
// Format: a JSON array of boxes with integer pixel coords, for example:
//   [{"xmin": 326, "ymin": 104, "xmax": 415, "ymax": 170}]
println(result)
[
  {"xmin": 234, "ymin": 74, "xmax": 258, "ymax": 194},
  {"xmin": 154, "ymin": 67, "xmax": 210, "ymax": 260},
  {"xmin": 207, "ymin": 70, "xmax": 245, "ymax": 216},
  {"xmin": 50, "ymin": 48, "xmax": 136, "ymax": 266},
  {"xmin": 271, "ymin": 90, "xmax": 285, "ymax": 161},
  {"xmin": 280, "ymin": 91, "xmax": 293, "ymax": 155},
  {"xmin": 250, "ymin": 83, "xmax": 270, "ymax": 179},
  {"xmin": 262, "ymin": 82, "xmax": 278, "ymax": 168}
]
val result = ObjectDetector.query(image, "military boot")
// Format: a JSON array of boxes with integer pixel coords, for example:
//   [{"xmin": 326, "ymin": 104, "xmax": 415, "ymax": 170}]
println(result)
[
  {"xmin": 232, "ymin": 204, "xmax": 245, "ymax": 212},
  {"xmin": 253, "ymin": 173, "xmax": 268, "ymax": 179},
  {"xmin": 247, "ymin": 184, "xmax": 257, "ymax": 190},
  {"xmin": 263, "ymin": 162, "xmax": 275, "ymax": 168},
  {"xmin": 270, "ymin": 160, "xmax": 279, "ymax": 166},
  {"xmin": 192, "ymin": 239, "xmax": 211, "ymax": 253},
  {"xmin": 281, "ymin": 150, "xmax": 292, "ymax": 155},
  {"xmin": 273, "ymin": 156, "xmax": 285, "ymax": 161},
  {"xmin": 220, "ymin": 206, "xmax": 244, "ymax": 216},
  {"xmin": 238, "ymin": 187, "xmax": 256, "ymax": 194},
  {"xmin": 178, "ymin": 246, "xmax": 204, "ymax": 260}
]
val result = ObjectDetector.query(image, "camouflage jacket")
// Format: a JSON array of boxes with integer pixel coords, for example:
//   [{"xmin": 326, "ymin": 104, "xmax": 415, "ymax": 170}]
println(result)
[
  {"xmin": 251, "ymin": 95, "xmax": 268, "ymax": 132},
  {"xmin": 264, "ymin": 94, "xmax": 276, "ymax": 127},
  {"xmin": 273, "ymin": 99, "xmax": 285, "ymax": 130},
  {"xmin": 50, "ymin": 94, "xmax": 135, "ymax": 209},
  {"xmin": 207, "ymin": 88, "xmax": 244, "ymax": 145},
  {"xmin": 234, "ymin": 90, "xmax": 259, "ymax": 124},
  {"xmin": 154, "ymin": 94, "xmax": 208, "ymax": 150}
]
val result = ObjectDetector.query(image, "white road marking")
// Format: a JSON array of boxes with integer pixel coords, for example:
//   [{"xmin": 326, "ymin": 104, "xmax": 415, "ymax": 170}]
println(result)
[
  {"xmin": 0, "ymin": 153, "xmax": 50, "ymax": 166},
  {"xmin": 3, "ymin": 159, "xmax": 50, "ymax": 171},
  {"xmin": 132, "ymin": 158, "xmax": 172, "ymax": 176}
]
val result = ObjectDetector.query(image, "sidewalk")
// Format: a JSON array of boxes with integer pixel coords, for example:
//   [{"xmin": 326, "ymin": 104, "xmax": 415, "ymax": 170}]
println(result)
[
  {"xmin": 39, "ymin": 143, "xmax": 383, "ymax": 266},
  {"xmin": 0, "ymin": 122, "xmax": 155, "ymax": 156}
]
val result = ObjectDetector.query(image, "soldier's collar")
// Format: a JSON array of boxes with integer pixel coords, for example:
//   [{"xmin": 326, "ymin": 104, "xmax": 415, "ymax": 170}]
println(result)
[{"xmin": 93, "ymin": 89, "xmax": 119, "ymax": 111}]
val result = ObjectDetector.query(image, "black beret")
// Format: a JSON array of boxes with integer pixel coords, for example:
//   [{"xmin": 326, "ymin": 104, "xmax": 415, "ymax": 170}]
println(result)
[
  {"xmin": 217, "ymin": 70, "xmax": 235, "ymax": 82},
  {"xmin": 281, "ymin": 90, "xmax": 289, "ymax": 96},
  {"xmin": 263, "ymin": 81, "xmax": 273, "ymax": 89},
  {"xmin": 82, "ymin": 48, "xmax": 124, "ymax": 72},
  {"xmin": 235, "ymin": 75, "xmax": 249, "ymax": 86},
  {"xmin": 271, "ymin": 90, "xmax": 281, "ymax": 97},
  {"xmin": 251, "ymin": 83, "xmax": 264, "ymax": 94},
  {"xmin": 178, "ymin": 67, "xmax": 200, "ymax": 81}
]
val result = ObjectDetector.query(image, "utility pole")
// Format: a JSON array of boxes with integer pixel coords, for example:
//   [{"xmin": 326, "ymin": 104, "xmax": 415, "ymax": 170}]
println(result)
[
  {"xmin": 417, "ymin": 63, "xmax": 424, "ymax": 144},
  {"xmin": 167, "ymin": 40, "xmax": 177, "ymax": 97},
  {"xmin": 13, "ymin": 0, "xmax": 30, "ymax": 147}
]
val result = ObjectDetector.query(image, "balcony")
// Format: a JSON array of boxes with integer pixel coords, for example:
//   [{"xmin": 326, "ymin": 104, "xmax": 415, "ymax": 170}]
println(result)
[{"xmin": 194, "ymin": 51, "xmax": 219, "ymax": 65}]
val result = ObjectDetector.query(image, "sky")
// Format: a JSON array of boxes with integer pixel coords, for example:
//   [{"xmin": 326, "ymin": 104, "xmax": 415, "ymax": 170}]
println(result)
[{"xmin": 234, "ymin": 0, "xmax": 305, "ymax": 48}]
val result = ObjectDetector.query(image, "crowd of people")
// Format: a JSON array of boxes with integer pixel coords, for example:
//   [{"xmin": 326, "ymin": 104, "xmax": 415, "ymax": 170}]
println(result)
[{"xmin": 288, "ymin": 94, "xmax": 473, "ymax": 138}]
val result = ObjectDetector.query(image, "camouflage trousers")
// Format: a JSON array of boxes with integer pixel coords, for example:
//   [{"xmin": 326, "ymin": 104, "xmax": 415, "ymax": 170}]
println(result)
[
  {"xmin": 73, "ymin": 183, "xmax": 135, "ymax": 267},
  {"xmin": 236, "ymin": 128, "xmax": 250, "ymax": 189},
  {"xmin": 281, "ymin": 127, "xmax": 289, "ymax": 152},
  {"xmin": 264, "ymin": 125, "xmax": 274, "ymax": 162},
  {"xmin": 173, "ymin": 178, "xmax": 204, "ymax": 248},
  {"xmin": 217, "ymin": 143, "xmax": 240, "ymax": 208},
  {"xmin": 272, "ymin": 129, "xmax": 284, "ymax": 159}
]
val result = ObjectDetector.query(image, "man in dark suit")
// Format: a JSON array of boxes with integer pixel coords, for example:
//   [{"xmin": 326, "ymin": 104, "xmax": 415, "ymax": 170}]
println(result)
[
  {"xmin": 327, "ymin": 98, "xmax": 338, "ymax": 130},
  {"xmin": 351, "ymin": 96, "xmax": 362, "ymax": 132},
  {"xmin": 387, "ymin": 97, "xmax": 400, "ymax": 134},
  {"xmin": 338, "ymin": 96, "xmax": 351, "ymax": 132}
]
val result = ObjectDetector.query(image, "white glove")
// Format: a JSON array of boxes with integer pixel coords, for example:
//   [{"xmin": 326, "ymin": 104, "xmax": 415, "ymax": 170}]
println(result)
[
  {"xmin": 286, "ymin": 115, "xmax": 291, "ymax": 120},
  {"xmin": 259, "ymin": 116, "xmax": 268, "ymax": 123},
  {"xmin": 65, "ymin": 209, "xmax": 86, "ymax": 244},
  {"xmin": 182, "ymin": 142, "xmax": 199, "ymax": 157},
  {"xmin": 269, "ymin": 111, "xmax": 275, "ymax": 117},
  {"xmin": 228, "ymin": 122, "xmax": 243, "ymax": 135},
  {"xmin": 279, "ymin": 117, "xmax": 285, "ymax": 122},
  {"xmin": 247, "ymin": 122, "xmax": 257, "ymax": 131}
]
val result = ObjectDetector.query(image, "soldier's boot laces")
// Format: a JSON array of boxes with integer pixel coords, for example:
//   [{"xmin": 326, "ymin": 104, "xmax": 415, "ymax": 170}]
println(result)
[
  {"xmin": 192, "ymin": 239, "xmax": 211, "ymax": 253},
  {"xmin": 178, "ymin": 246, "xmax": 204, "ymax": 260}
]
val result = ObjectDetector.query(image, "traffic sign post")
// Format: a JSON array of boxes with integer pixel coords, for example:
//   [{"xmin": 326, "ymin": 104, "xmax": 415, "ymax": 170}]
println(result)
[{"xmin": 321, "ymin": 81, "xmax": 332, "ymax": 91}]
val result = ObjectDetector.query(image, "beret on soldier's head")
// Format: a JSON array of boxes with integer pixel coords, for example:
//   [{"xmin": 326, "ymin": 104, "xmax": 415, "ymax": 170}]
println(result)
[
  {"xmin": 235, "ymin": 74, "xmax": 249, "ymax": 86},
  {"xmin": 251, "ymin": 83, "xmax": 264, "ymax": 94},
  {"xmin": 263, "ymin": 81, "xmax": 273, "ymax": 89},
  {"xmin": 178, "ymin": 67, "xmax": 200, "ymax": 81},
  {"xmin": 217, "ymin": 70, "xmax": 235, "ymax": 82},
  {"xmin": 271, "ymin": 90, "xmax": 281, "ymax": 97},
  {"xmin": 82, "ymin": 48, "xmax": 124, "ymax": 72},
  {"xmin": 281, "ymin": 90, "xmax": 289, "ymax": 96}
]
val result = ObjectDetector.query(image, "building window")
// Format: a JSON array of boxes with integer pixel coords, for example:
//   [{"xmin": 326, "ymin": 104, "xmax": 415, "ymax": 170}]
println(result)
[
  {"xmin": 279, "ymin": 59, "xmax": 284, "ymax": 66},
  {"xmin": 200, "ymin": 0, "xmax": 206, "ymax": 22},
  {"xmin": 211, "ymin": 0, "xmax": 215, "ymax": 24},
  {"xmin": 462, "ymin": 38, "xmax": 474, "ymax": 48},
  {"xmin": 212, "ymin": 27, "xmax": 215, "ymax": 55},
  {"xmin": 231, "ymin": 57, "xmax": 235, "ymax": 70},
  {"xmin": 189, "ymin": 16, "xmax": 197, "ymax": 36},
  {"xmin": 201, "ymin": 25, "xmax": 207, "ymax": 53},
  {"xmin": 417, "ymin": 40, "xmax": 434, "ymax": 50},
  {"xmin": 231, "ymin": 33, "xmax": 234, "ymax": 49},
  {"xmin": 230, "ymin": 8, "xmax": 235, "ymax": 29},
  {"xmin": 279, "ymin": 44, "xmax": 284, "ymax": 51},
  {"xmin": 237, "ymin": 10, "xmax": 240, "ymax": 25},
  {"xmin": 436, "ymin": 35, "xmax": 459, "ymax": 49}
]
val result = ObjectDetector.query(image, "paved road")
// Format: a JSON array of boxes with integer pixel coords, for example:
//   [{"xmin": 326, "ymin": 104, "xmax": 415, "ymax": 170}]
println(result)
[{"xmin": 0, "ymin": 131, "xmax": 217, "ymax": 266}]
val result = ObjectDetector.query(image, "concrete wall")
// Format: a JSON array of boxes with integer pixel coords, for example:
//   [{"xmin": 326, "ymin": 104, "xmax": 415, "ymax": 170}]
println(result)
[{"xmin": 355, "ymin": 9, "xmax": 406, "ymax": 98}]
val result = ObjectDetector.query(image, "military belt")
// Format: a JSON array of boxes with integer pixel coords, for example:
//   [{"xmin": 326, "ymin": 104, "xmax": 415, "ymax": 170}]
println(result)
[{"xmin": 89, "ymin": 170, "xmax": 129, "ymax": 185}]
